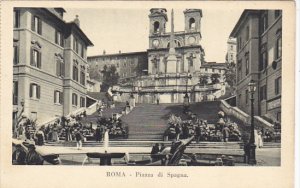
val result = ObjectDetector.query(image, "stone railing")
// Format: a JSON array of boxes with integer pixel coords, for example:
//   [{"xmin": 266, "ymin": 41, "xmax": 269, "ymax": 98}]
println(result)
[{"xmin": 220, "ymin": 100, "xmax": 273, "ymax": 128}]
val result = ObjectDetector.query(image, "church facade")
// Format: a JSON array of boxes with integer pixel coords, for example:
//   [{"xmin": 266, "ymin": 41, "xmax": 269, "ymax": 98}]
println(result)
[{"xmin": 110, "ymin": 9, "xmax": 226, "ymax": 104}]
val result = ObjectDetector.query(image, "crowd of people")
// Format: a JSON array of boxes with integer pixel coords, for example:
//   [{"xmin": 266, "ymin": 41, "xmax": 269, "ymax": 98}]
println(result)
[
  {"xmin": 12, "ymin": 143, "xmax": 44, "ymax": 165},
  {"xmin": 164, "ymin": 111, "xmax": 242, "ymax": 142}
]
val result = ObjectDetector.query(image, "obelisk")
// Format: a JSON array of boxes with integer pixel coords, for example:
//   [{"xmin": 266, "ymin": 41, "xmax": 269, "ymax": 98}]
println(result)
[{"xmin": 166, "ymin": 9, "xmax": 177, "ymax": 73}]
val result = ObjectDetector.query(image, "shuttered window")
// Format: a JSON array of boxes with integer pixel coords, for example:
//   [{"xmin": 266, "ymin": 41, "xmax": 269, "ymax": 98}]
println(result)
[
  {"xmin": 31, "ymin": 15, "xmax": 42, "ymax": 35},
  {"xmin": 29, "ymin": 83, "xmax": 41, "ymax": 99},
  {"xmin": 30, "ymin": 48, "xmax": 41, "ymax": 68},
  {"xmin": 54, "ymin": 90, "xmax": 63, "ymax": 104}
]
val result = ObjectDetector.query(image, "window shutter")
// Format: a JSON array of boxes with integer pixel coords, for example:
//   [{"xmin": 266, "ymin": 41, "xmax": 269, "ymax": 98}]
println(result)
[
  {"xmin": 37, "ymin": 51, "xmax": 41, "ymax": 68},
  {"xmin": 38, "ymin": 18, "xmax": 42, "ymax": 35},
  {"xmin": 54, "ymin": 90, "xmax": 56, "ymax": 103},
  {"xmin": 61, "ymin": 62, "xmax": 65, "ymax": 77},
  {"xmin": 31, "ymin": 15, "xmax": 35, "ymax": 31},
  {"xmin": 61, "ymin": 34, "xmax": 64, "ymax": 47},
  {"xmin": 75, "ymin": 95, "xmax": 77, "ymax": 106},
  {"xmin": 30, "ymin": 48, "xmax": 33, "ymax": 66},
  {"xmin": 37, "ymin": 85, "xmax": 40, "ymax": 99},
  {"xmin": 29, "ymin": 84, "xmax": 33, "ymax": 97},
  {"xmin": 59, "ymin": 92, "xmax": 63, "ymax": 104}
]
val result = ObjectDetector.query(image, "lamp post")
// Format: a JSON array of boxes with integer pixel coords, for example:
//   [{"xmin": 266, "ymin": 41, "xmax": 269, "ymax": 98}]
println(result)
[{"xmin": 248, "ymin": 80, "xmax": 257, "ymax": 165}]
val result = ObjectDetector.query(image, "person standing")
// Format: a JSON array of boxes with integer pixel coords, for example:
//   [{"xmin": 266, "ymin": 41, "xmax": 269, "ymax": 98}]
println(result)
[
  {"xmin": 150, "ymin": 143, "xmax": 160, "ymax": 161},
  {"xmin": 25, "ymin": 144, "xmax": 44, "ymax": 165},
  {"xmin": 95, "ymin": 125, "xmax": 101, "ymax": 142},
  {"xmin": 195, "ymin": 124, "xmax": 201, "ymax": 143},
  {"xmin": 75, "ymin": 129, "xmax": 83, "ymax": 150},
  {"xmin": 222, "ymin": 125, "xmax": 230, "ymax": 142}
]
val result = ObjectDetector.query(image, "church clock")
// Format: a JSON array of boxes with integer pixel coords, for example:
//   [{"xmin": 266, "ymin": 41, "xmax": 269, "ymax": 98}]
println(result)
[{"xmin": 152, "ymin": 39, "xmax": 160, "ymax": 48}]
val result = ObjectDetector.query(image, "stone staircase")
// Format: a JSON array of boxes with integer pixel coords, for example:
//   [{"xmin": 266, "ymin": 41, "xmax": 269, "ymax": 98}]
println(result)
[{"xmin": 120, "ymin": 101, "xmax": 221, "ymax": 140}]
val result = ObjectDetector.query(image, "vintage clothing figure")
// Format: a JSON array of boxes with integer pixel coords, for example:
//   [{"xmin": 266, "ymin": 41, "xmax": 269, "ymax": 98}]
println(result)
[
  {"xmin": 255, "ymin": 129, "xmax": 263, "ymax": 148},
  {"xmin": 35, "ymin": 130, "xmax": 45, "ymax": 146},
  {"xmin": 150, "ymin": 143, "xmax": 160, "ymax": 161},
  {"xmin": 12, "ymin": 145, "xmax": 27, "ymax": 165},
  {"xmin": 25, "ymin": 145, "xmax": 44, "ymax": 165},
  {"xmin": 222, "ymin": 126, "xmax": 230, "ymax": 142},
  {"xmin": 75, "ymin": 130, "xmax": 83, "ymax": 150}
]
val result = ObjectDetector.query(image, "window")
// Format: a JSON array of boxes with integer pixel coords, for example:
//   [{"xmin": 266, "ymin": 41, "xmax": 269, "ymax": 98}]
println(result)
[
  {"xmin": 238, "ymin": 37, "xmax": 242, "ymax": 50},
  {"xmin": 237, "ymin": 60, "xmax": 242, "ymax": 81},
  {"xmin": 55, "ymin": 30, "xmax": 64, "ymax": 47},
  {"xmin": 275, "ymin": 77, "xmax": 281, "ymax": 95},
  {"xmin": 13, "ymin": 10, "xmax": 20, "ymax": 28},
  {"xmin": 54, "ymin": 90, "xmax": 63, "ymax": 104},
  {"xmin": 13, "ymin": 46, "xmax": 19, "ymax": 65},
  {"xmin": 31, "ymin": 16, "xmax": 42, "ymax": 35},
  {"xmin": 230, "ymin": 45, "xmax": 233, "ymax": 50},
  {"xmin": 259, "ymin": 44, "xmax": 268, "ymax": 71},
  {"xmin": 80, "ymin": 71, "xmax": 85, "ymax": 85},
  {"xmin": 276, "ymin": 30, "xmax": 282, "ymax": 59},
  {"xmin": 13, "ymin": 81, "xmax": 18, "ymax": 105},
  {"xmin": 246, "ymin": 26, "xmax": 250, "ymax": 41},
  {"xmin": 261, "ymin": 13, "xmax": 268, "ymax": 34},
  {"xmin": 80, "ymin": 97, "xmax": 85, "ymax": 107},
  {"xmin": 260, "ymin": 85, "xmax": 267, "ymax": 101},
  {"xmin": 189, "ymin": 18, "xmax": 196, "ymax": 29},
  {"xmin": 30, "ymin": 49, "xmax": 41, "ymax": 68},
  {"xmin": 245, "ymin": 90, "xmax": 249, "ymax": 104},
  {"xmin": 81, "ymin": 43, "xmax": 85, "ymax": 58},
  {"xmin": 245, "ymin": 53, "xmax": 249, "ymax": 75},
  {"xmin": 275, "ymin": 10, "xmax": 282, "ymax": 19},
  {"xmin": 154, "ymin": 21, "xmax": 160, "ymax": 33},
  {"xmin": 56, "ymin": 59, "xmax": 65, "ymax": 77},
  {"xmin": 73, "ymin": 37, "xmax": 78, "ymax": 53},
  {"xmin": 29, "ymin": 83, "xmax": 41, "ymax": 99},
  {"xmin": 73, "ymin": 61, "xmax": 79, "ymax": 81},
  {"xmin": 212, "ymin": 68, "xmax": 215, "ymax": 73},
  {"xmin": 72, "ymin": 93, "xmax": 78, "ymax": 106}
]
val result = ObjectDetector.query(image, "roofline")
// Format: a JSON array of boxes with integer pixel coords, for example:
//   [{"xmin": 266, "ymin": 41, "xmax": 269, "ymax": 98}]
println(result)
[
  {"xmin": 42, "ymin": 8, "xmax": 93, "ymax": 46},
  {"xmin": 67, "ymin": 22, "xmax": 94, "ymax": 46},
  {"xmin": 229, "ymin": 10, "xmax": 260, "ymax": 38},
  {"xmin": 87, "ymin": 51, "xmax": 147, "ymax": 59}
]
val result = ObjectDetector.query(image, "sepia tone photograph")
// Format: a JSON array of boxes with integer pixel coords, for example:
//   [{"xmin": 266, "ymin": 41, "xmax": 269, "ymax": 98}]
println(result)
[
  {"xmin": 1, "ymin": 1, "xmax": 297, "ymax": 188},
  {"xmin": 10, "ymin": 6, "xmax": 284, "ymax": 167}
]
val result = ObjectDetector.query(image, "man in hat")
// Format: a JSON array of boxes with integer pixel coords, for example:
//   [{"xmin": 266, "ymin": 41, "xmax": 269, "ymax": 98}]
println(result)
[
  {"xmin": 12, "ymin": 144, "xmax": 27, "ymax": 165},
  {"xmin": 25, "ymin": 144, "xmax": 44, "ymax": 165}
]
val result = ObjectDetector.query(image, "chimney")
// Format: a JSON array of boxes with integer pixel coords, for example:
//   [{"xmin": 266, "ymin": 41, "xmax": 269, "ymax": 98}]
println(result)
[
  {"xmin": 74, "ymin": 15, "xmax": 80, "ymax": 27},
  {"xmin": 103, "ymin": 50, "xmax": 106, "ymax": 55}
]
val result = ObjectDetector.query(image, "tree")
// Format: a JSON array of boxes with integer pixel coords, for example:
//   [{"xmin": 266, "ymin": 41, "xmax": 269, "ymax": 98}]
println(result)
[
  {"xmin": 224, "ymin": 62, "xmax": 236, "ymax": 87},
  {"xmin": 101, "ymin": 65, "xmax": 120, "ymax": 91},
  {"xmin": 211, "ymin": 73, "xmax": 220, "ymax": 84},
  {"xmin": 199, "ymin": 75, "xmax": 209, "ymax": 85}
]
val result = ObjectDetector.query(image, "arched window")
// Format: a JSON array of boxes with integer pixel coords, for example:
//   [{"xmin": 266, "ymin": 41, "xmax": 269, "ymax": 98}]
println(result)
[
  {"xmin": 189, "ymin": 18, "xmax": 195, "ymax": 29},
  {"xmin": 167, "ymin": 40, "xmax": 181, "ymax": 48},
  {"xmin": 154, "ymin": 21, "xmax": 160, "ymax": 33}
]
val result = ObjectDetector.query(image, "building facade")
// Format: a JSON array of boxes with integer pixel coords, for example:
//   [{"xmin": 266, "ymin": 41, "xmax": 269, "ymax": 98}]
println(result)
[
  {"xmin": 111, "ymin": 9, "xmax": 226, "ymax": 104},
  {"xmin": 87, "ymin": 51, "xmax": 148, "ymax": 82},
  {"xmin": 13, "ymin": 8, "xmax": 93, "ymax": 124},
  {"xmin": 148, "ymin": 8, "xmax": 204, "ymax": 75},
  {"xmin": 230, "ymin": 10, "xmax": 282, "ymax": 123},
  {"xmin": 226, "ymin": 37, "xmax": 237, "ymax": 64}
]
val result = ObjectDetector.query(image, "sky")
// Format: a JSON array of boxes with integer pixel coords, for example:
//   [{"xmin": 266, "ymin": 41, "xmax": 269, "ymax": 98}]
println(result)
[{"xmin": 64, "ymin": 8, "xmax": 243, "ymax": 63}]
